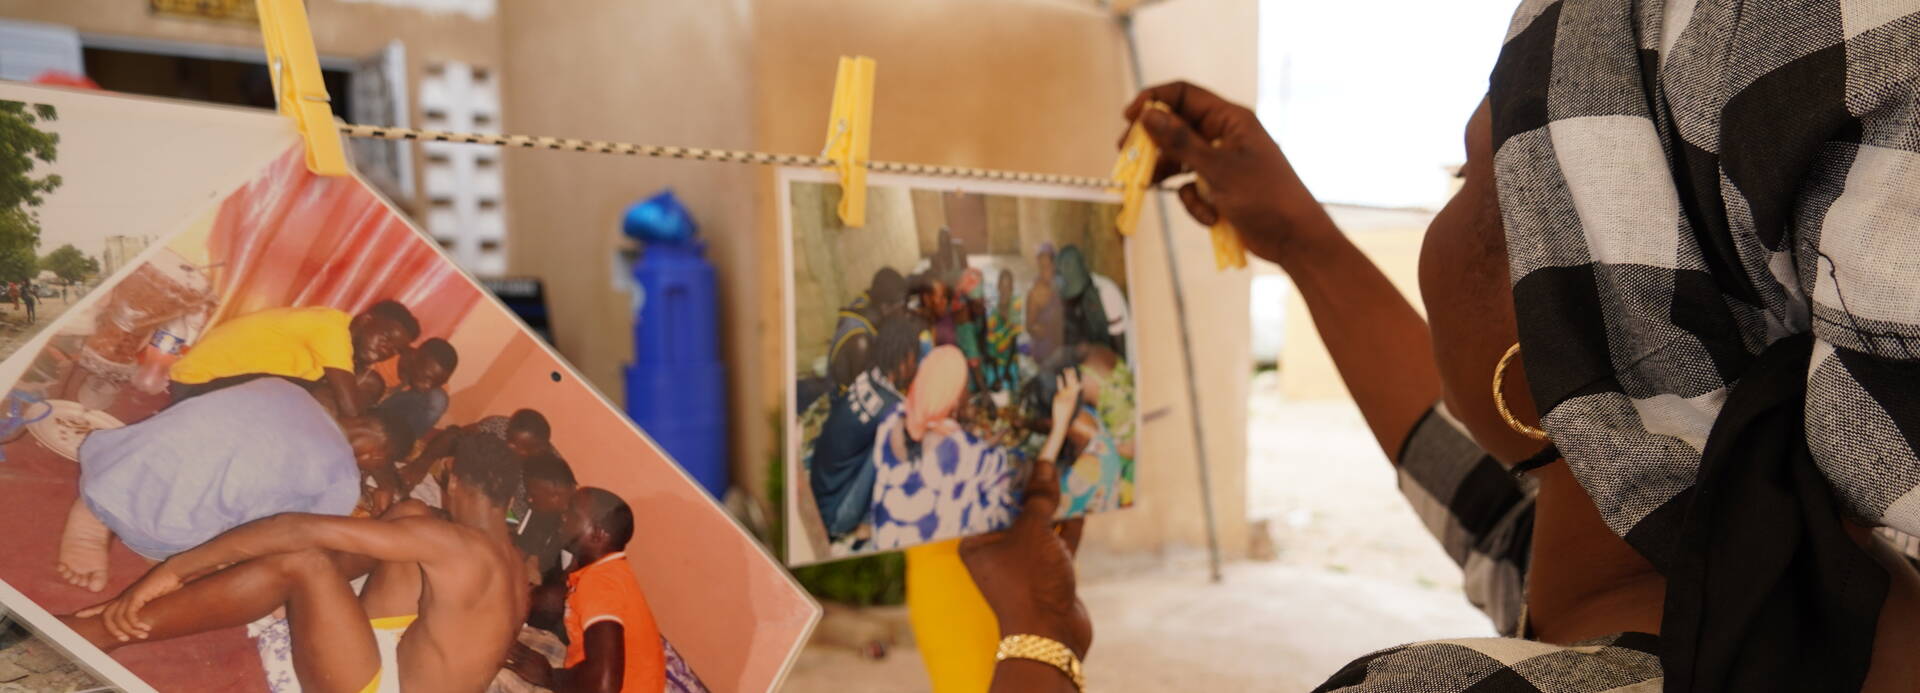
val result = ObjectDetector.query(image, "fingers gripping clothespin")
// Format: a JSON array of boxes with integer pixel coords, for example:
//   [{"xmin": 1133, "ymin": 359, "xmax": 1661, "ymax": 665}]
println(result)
[
  {"xmin": 1194, "ymin": 174, "xmax": 1248, "ymax": 270},
  {"xmin": 822, "ymin": 56, "xmax": 877, "ymax": 228},
  {"xmin": 1111, "ymin": 102, "xmax": 1248, "ymax": 270},
  {"xmin": 1110, "ymin": 102, "xmax": 1163, "ymax": 239},
  {"xmin": 257, "ymin": 0, "xmax": 349, "ymax": 176}
]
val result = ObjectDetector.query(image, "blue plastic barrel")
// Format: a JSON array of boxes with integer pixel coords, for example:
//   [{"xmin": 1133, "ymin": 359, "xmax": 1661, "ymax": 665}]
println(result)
[{"xmin": 622, "ymin": 191, "xmax": 729, "ymax": 499}]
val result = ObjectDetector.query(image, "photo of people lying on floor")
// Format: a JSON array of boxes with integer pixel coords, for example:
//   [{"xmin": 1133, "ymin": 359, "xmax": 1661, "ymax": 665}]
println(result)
[
  {"xmin": 0, "ymin": 148, "xmax": 709, "ymax": 693},
  {"xmin": 787, "ymin": 180, "xmax": 1137, "ymax": 563}
]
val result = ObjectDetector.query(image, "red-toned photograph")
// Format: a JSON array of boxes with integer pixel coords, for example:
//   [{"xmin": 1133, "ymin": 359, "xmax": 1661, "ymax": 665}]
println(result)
[{"xmin": 0, "ymin": 84, "xmax": 815, "ymax": 693}]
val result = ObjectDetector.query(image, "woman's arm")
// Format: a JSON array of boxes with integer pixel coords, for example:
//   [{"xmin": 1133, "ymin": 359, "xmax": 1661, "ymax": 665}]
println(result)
[
  {"xmin": 1126, "ymin": 82, "xmax": 1441, "ymax": 457},
  {"xmin": 1273, "ymin": 219, "xmax": 1441, "ymax": 457}
]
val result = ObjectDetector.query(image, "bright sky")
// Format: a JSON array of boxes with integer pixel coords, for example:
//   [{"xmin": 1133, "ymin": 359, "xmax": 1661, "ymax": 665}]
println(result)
[
  {"xmin": 1256, "ymin": 0, "xmax": 1520, "ymax": 210},
  {"xmin": 14, "ymin": 87, "xmax": 294, "ymax": 263}
]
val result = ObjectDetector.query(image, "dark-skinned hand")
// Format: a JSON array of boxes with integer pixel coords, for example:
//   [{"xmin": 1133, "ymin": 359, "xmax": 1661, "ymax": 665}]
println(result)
[
  {"xmin": 75, "ymin": 561, "xmax": 184, "ymax": 643},
  {"xmin": 503, "ymin": 641, "xmax": 555, "ymax": 687},
  {"xmin": 1121, "ymin": 81, "xmax": 1333, "ymax": 265},
  {"xmin": 958, "ymin": 455, "xmax": 1091, "ymax": 659}
]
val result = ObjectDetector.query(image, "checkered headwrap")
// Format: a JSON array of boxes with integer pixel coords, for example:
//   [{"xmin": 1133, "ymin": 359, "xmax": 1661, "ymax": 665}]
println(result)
[{"xmin": 1491, "ymin": 0, "xmax": 1920, "ymax": 567}]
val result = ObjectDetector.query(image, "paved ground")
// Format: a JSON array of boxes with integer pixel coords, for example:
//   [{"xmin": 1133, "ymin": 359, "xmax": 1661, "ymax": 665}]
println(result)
[
  {"xmin": 0, "ymin": 618, "xmax": 105, "ymax": 693},
  {"xmin": 0, "ymin": 294, "xmax": 80, "ymax": 364},
  {"xmin": 782, "ymin": 374, "xmax": 1495, "ymax": 691}
]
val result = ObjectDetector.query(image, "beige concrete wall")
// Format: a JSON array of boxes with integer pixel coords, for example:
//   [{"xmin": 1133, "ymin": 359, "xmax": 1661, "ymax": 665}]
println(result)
[
  {"xmin": 1112, "ymin": 0, "xmax": 1257, "ymax": 558},
  {"xmin": 0, "ymin": 0, "xmax": 504, "ymax": 214},
  {"xmin": 0, "ymin": 0, "xmax": 497, "ymax": 64},
  {"xmin": 497, "ymin": 0, "xmax": 763, "ymax": 503},
  {"xmin": 1274, "ymin": 206, "xmax": 1431, "ymax": 401}
]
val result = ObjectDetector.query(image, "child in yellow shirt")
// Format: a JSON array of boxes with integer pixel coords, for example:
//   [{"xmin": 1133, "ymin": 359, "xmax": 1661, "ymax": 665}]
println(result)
[{"xmin": 169, "ymin": 300, "xmax": 420, "ymax": 417}]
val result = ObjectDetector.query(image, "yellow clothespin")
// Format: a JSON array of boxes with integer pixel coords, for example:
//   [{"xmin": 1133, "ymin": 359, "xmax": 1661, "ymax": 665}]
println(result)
[
  {"xmin": 1194, "ymin": 176, "xmax": 1248, "ymax": 270},
  {"xmin": 822, "ymin": 56, "xmax": 877, "ymax": 228},
  {"xmin": 1110, "ymin": 102, "xmax": 1248, "ymax": 269},
  {"xmin": 257, "ymin": 0, "xmax": 348, "ymax": 176},
  {"xmin": 1110, "ymin": 102, "xmax": 1163, "ymax": 238}
]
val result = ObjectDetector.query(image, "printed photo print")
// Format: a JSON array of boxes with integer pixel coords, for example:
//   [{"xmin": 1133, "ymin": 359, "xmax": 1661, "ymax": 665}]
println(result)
[
  {"xmin": 783, "ymin": 169, "xmax": 1138, "ymax": 565},
  {"xmin": 0, "ymin": 84, "xmax": 817, "ymax": 693}
]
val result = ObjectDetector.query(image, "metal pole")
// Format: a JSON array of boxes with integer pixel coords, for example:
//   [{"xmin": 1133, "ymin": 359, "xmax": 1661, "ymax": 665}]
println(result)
[{"xmin": 1118, "ymin": 12, "xmax": 1225, "ymax": 584}]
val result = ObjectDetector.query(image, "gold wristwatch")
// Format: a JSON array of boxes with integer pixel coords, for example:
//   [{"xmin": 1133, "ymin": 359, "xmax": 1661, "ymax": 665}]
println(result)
[{"xmin": 996, "ymin": 634, "xmax": 1086, "ymax": 692}]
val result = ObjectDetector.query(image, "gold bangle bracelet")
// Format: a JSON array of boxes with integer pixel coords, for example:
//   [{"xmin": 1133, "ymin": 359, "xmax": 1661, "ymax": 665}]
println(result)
[
  {"xmin": 1494, "ymin": 343, "xmax": 1549, "ymax": 441},
  {"xmin": 997, "ymin": 634, "xmax": 1086, "ymax": 692}
]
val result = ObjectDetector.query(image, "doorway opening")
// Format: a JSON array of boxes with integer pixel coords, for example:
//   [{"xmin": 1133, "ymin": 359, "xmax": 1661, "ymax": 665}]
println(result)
[{"xmin": 81, "ymin": 44, "xmax": 354, "ymax": 116}]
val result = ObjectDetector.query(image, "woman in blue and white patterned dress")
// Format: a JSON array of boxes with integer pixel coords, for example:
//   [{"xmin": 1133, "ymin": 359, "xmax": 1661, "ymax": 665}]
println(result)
[{"xmin": 867, "ymin": 346, "xmax": 1084, "ymax": 551}]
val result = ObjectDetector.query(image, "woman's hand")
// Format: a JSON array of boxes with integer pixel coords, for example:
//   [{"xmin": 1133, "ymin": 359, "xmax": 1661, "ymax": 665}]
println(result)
[
  {"xmin": 960, "ymin": 458, "xmax": 1091, "ymax": 659},
  {"xmin": 1121, "ymin": 81, "xmax": 1333, "ymax": 265},
  {"xmin": 75, "ymin": 562, "xmax": 184, "ymax": 642}
]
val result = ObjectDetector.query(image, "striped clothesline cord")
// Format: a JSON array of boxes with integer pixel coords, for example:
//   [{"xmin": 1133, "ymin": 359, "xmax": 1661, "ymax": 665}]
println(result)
[{"xmin": 340, "ymin": 124, "xmax": 1124, "ymax": 189}]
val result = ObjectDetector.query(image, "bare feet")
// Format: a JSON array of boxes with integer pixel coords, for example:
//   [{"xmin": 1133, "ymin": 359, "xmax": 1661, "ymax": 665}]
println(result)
[{"xmin": 56, "ymin": 498, "xmax": 112, "ymax": 592}]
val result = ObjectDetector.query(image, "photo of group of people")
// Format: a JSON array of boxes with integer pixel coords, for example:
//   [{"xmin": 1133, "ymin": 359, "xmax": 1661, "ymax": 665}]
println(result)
[
  {"xmin": 0, "ymin": 85, "xmax": 818, "ymax": 693},
  {"xmin": 783, "ymin": 171, "xmax": 1138, "ymax": 564}
]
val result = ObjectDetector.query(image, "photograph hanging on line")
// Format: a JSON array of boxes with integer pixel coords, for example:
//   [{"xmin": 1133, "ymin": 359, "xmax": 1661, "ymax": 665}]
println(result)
[
  {"xmin": 0, "ymin": 83, "xmax": 818, "ymax": 693},
  {"xmin": 782, "ymin": 167, "xmax": 1139, "ymax": 566}
]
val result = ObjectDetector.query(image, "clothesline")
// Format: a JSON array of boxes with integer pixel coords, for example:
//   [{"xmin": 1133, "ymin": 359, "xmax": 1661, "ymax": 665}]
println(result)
[{"xmin": 339, "ymin": 124, "xmax": 1130, "ymax": 190}]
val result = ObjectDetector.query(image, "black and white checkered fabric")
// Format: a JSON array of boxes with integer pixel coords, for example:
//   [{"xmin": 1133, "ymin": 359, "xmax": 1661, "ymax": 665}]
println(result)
[
  {"xmin": 1314, "ymin": 632, "xmax": 1663, "ymax": 693},
  {"xmin": 1396, "ymin": 403, "xmax": 1536, "ymax": 638},
  {"xmin": 1341, "ymin": 400, "xmax": 1920, "ymax": 691},
  {"xmin": 1365, "ymin": 405, "xmax": 1652, "ymax": 693},
  {"xmin": 1491, "ymin": 0, "xmax": 1920, "ymax": 566}
]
